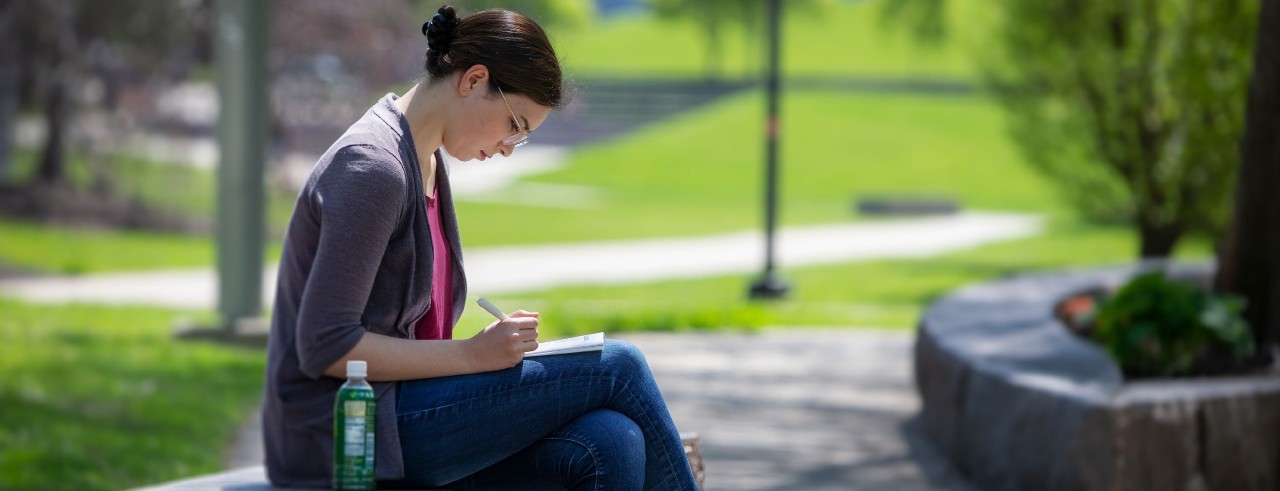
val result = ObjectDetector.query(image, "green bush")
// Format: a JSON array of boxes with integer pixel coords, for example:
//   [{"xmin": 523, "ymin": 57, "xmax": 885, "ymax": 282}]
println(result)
[{"xmin": 1093, "ymin": 271, "xmax": 1254, "ymax": 377}]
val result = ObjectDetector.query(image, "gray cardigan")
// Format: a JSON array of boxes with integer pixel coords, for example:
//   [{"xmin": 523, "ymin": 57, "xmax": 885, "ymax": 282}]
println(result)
[{"xmin": 262, "ymin": 94, "xmax": 468, "ymax": 488}]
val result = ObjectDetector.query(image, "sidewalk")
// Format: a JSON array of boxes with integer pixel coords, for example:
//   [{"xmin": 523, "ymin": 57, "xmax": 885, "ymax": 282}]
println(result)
[
  {"xmin": 0, "ymin": 212, "xmax": 1041, "ymax": 308},
  {"xmin": 624, "ymin": 329, "xmax": 972, "ymax": 491}
]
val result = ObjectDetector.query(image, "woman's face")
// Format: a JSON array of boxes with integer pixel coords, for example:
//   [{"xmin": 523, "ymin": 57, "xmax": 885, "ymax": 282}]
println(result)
[{"xmin": 443, "ymin": 69, "xmax": 552, "ymax": 162}]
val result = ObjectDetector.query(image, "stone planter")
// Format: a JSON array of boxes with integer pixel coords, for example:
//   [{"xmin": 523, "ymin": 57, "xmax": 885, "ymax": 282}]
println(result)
[{"xmin": 915, "ymin": 263, "xmax": 1280, "ymax": 490}]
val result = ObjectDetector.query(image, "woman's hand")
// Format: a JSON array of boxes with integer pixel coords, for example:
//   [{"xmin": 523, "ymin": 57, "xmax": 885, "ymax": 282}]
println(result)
[{"xmin": 466, "ymin": 310, "xmax": 540, "ymax": 371}]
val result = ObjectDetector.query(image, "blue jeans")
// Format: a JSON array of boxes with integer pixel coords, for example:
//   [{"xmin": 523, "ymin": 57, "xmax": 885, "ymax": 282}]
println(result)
[{"xmin": 384, "ymin": 340, "xmax": 698, "ymax": 490}]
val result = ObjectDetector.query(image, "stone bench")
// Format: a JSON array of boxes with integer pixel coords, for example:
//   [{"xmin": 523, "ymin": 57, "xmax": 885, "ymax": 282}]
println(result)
[
  {"xmin": 915, "ymin": 263, "xmax": 1280, "ymax": 490},
  {"xmin": 136, "ymin": 433, "xmax": 704, "ymax": 490}
]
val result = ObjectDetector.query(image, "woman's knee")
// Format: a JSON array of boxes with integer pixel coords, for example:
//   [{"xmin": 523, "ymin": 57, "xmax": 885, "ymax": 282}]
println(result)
[
  {"xmin": 565, "ymin": 409, "xmax": 650, "ymax": 480},
  {"xmin": 571, "ymin": 409, "xmax": 645, "ymax": 461},
  {"xmin": 601, "ymin": 339, "xmax": 652, "ymax": 378}
]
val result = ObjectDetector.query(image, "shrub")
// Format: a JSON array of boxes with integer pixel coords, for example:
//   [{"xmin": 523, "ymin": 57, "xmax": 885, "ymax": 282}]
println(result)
[{"xmin": 1093, "ymin": 272, "xmax": 1254, "ymax": 377}]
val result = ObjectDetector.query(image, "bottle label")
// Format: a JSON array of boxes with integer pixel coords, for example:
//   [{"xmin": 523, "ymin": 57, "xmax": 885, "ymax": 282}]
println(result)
[
  {"xmin": 343, "ymin": 401, "xmax": 366, "ymax": 457},
  {"xmin": 334, "ymin": 395, "xmax": 375, "ymax": 490}
]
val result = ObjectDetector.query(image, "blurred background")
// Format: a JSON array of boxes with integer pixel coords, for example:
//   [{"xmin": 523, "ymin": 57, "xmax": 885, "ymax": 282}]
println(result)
[{"xmin": 1, "ymin": 0, "xmax": 1269, "ymax": 489}]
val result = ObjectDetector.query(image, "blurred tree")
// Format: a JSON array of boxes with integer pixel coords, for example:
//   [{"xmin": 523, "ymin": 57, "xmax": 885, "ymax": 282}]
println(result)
[
  {"xmin": 650, "ymin": 0, "xmax": 739, "ymax": 80},
  {"xmin": 888, "ymin": 0, "xmax": 1279, "ymax": 355},
  {"xmin": 987, "ymin": 0, "xmax": 1257, "ymax": 258},
  {"xmin": 647, "ymin": 0, "xmax": 831, "ymax": 81},
  {"xmin": 0, "ymin": 1, "xmax": 23, "ymax": 179},
  {"xmin": 888, "ymin": 0, "xmax": 1258, "ymax": 258},
  {"xmin": 1217, "ymin": 0, "xmax": 1280, "ymax": 351},
  {"xmin": 34, "ymin": 0, "xmax": 76, "ymax": 186},
  {"xmin": 2, "ymin": 0, "xmax": 204, "ymax": 187},
  {"xmin": 444, "ymin": 0, "xmax": 597, "ymax": 27}
]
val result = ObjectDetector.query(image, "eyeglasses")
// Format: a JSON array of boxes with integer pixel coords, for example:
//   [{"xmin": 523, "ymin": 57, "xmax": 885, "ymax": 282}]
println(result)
[{"xmin": 496, "ymin": 85, "xmax": 529, "ymax": 148}]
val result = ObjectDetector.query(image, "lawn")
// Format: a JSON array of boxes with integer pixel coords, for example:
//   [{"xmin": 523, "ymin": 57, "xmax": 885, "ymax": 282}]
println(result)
[
  {"xmin": 0, "ymin": 148, "xmax": 291, "ymax": 275},
  {"xmin": 0, "ymin": 300, "xmax": 263, "ymax": 491},
  {"xmin": 460, "ymin": 88, "xmax": 1060, "ymax": 246},
  {"xmin": 549, "ymin": 0, "xmax": 991, "ymax": 80},
  {"xmin": 1, "ymin": 89, "xmax": 1056, "ymax": 272},
  {"xmin": 456, "ymin": 218, "xmax": 1216, "ymax": 336}
]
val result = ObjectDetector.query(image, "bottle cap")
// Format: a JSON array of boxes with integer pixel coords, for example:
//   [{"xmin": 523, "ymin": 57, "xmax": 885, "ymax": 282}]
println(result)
[{"xmin": 346, "ymin": 360, "xmax": 367, "ymax": 378}]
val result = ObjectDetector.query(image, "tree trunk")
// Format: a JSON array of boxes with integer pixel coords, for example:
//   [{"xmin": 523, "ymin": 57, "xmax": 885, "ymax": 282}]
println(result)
[
  {"xmin": 702, "ymin": 15, "xmax": 722, "ymax": 82},
  {"xmin": 34, "ymin": 0, "xmax": 76, "ymax": 186},
  {"xmin": 36, "ymin": 71, "xmax": 69, "ymax": 185},
  {"xmin": 1138, "ymin": 219, "xmax": 1183, "ymax": 259},
  {"xmin": 0, "ymin": 1, "xmax": 23, "ymax": 179},
  {"xmin": 1217, "ymin": 0, "xmax": 1280, "ymax": 349}
]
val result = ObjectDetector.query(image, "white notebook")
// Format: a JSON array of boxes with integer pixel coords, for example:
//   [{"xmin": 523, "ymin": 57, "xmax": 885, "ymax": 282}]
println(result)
[{"xmin": 526, "ymin": 332, "xmax": 606, "ymax": 357}]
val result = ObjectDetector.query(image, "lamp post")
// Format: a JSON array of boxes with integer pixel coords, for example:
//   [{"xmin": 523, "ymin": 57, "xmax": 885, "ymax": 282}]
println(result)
[
  {"xmin": 749, "ymin": 0, "xmax": 789, "ymax": 299},
  {"xmin": 214, "ymin": 0, "xmax": 269, "ymax": 336}
]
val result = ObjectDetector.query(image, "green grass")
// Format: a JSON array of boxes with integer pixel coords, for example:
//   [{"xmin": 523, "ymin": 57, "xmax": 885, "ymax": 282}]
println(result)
[
  {"xmin": 0, "ymin": 149, "xmax": 291, "ymax": 275},
  {"xmin": 0, "ymin": 219, "xmax": 216, "ymax": 275},
  {"xmin": 459, "ymin": 89, "xmax": 1059, "ymax": 246},
  {"xmin": 550, "ymin": 0, "xmax": 992, "ymax": 80},
  {"xmin": 3, "ymin": 90, "xmax": 1056, "ymax": 271},
  {"xmin": 459, "ymin": 218, "xmax": 1216, "ymax": 335},
  {"xmin": 0, "ymin": 300, "xmax": 264, "ymax": 491}
]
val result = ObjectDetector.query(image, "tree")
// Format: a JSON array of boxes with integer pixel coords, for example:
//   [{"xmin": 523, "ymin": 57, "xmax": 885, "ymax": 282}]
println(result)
[
  {"xmin": 1216, "ymin": 0, "xmax": 1280, "ymax": 350},
  {"xmin": 0, "ymin": 1, "xmax": 24, "ymax": 179},
  {"xmin": 886, "ymin": 0, "xmax": 1276, "ymax": 350},
  {"xmin": 647, "ymin": 0, "xmax": 832, "ymax": 81},
  {"xmin": 34, "ymin": 0, "xmax": 77, "ymax": 186},
  {"xmin": 983, "ymin": 0, "xmax": 1258, "ymax": 258},
  {"xmin": 1, "ymin": 0, "xmax": 205, "ymax": 188},
  {"xmin": 447, "ymin": 0, "xmax": 596, "ymax": 27}
]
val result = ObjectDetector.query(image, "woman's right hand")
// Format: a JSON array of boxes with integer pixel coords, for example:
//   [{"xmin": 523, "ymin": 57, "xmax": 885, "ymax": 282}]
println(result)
[{"xmin": 466, "ymin": 310, "xmax": 540, "ymax": 371}]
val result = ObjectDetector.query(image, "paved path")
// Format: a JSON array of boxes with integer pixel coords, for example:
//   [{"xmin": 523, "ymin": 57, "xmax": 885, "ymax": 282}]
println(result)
[
  {"xmin": 181, "ymin": 329, "xmax": 972, "ymax": 491},
  {"xmin": 622, "ymin": 329, "xmax": 972, "ymax": 491},
  {"xmin": 0, "ymin": 212, "xmax": 1040, "ymax": 308}
]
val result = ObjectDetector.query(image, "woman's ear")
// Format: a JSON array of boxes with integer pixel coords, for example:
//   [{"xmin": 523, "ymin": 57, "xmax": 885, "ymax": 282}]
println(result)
[{"xmin": 457, "ymin": 65, "xmax": 490, "ymax": 96}]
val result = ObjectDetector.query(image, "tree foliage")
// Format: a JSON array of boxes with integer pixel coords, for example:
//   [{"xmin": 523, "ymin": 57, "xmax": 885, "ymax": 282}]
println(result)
[
  {"xmin": 436, "ymin": 0, "xmax": 597, "ymax": 28},
  {"xmin": 647, "ymin": 0, "xmax": 833, "ymax": 80},
  {"xmin": 0, "ymin": 0, "xmax": 206, "ymax": 185},
  {"xmin": 984, "ymin": 0, "xmax": 1258, "ymax": 258}
]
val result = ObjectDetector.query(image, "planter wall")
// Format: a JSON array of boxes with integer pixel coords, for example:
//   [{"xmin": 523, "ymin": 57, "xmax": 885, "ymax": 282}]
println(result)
[{"xmin": 915, "ymin": 264, "xmax": 1280, "ymax": 490}]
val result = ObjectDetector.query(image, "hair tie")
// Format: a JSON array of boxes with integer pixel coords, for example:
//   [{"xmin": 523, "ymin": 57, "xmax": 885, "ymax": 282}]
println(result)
[{"xmin": 422, "ymin": 7, "xmax": 458, "ymax": 54}]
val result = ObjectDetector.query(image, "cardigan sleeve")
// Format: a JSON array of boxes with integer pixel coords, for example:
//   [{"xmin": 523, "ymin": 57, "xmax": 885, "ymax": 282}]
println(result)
[{"xmin": 294, "ymin": 144, "xmax": 407, "ymax": 379}]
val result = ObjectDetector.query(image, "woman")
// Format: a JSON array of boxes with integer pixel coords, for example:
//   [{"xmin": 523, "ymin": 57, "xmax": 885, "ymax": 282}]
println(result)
[{"xmin": 261, "ymin": 5, "xmax": 699, "ymax": 490}]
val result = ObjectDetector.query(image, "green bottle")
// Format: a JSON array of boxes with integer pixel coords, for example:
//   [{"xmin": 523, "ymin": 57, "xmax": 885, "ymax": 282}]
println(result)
[{"xmin": 333, "ymin": 360, "xmax": 376, "ymax": 490}]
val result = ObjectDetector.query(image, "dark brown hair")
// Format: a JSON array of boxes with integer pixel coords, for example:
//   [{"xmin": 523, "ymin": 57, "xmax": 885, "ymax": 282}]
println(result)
[{"xmin": 422, "ymin": 5, "xmax": 565, "ymax": 109}]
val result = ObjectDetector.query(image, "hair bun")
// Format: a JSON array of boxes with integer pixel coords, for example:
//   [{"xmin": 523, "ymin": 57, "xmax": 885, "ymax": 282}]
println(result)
[{"xmin": 422, "ymin": 5, "xmax": 458, "ymax": 54}]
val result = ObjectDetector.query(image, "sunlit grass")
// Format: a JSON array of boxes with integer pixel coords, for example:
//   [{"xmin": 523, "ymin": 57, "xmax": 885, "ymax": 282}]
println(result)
[
  {"xmin": 460, "ymin": 218, "xmax": 1216, "ymax": 335},
  {"xmin": 0, "ymin": 300, "xmax": 263, "ymax": 491},
  {"xmin": 458, "ymin": 89, "xmax": 1058, "ymax": 246}
]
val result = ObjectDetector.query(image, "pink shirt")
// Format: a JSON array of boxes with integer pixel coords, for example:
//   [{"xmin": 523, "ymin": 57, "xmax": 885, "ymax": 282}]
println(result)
[{"xmin": 413, "ymin": 184, "xmax": 454, "ymax": 340}]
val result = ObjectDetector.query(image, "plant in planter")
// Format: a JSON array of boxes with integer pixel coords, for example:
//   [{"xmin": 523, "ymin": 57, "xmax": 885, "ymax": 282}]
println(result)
[{"xmin": 1092, "ymin": 272, "xmax": 1255, "ymax": 377}]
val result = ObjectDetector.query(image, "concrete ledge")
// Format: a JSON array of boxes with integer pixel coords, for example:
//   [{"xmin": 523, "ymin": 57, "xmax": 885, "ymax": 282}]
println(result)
[
  {"xmin": 915, "ymin": 263, "xmax": 1280, "ymax": 490},
  {"xmin": 133, "ymin": 466, "xmax": 274, "ymax": 491},
  {"xmin": 138, "ymin": 434, "xmax": 705, "ymax": 490}
]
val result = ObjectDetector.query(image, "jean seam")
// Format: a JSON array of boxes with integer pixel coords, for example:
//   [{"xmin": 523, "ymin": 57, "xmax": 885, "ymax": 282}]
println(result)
[
  {"xmin": 542, "ymin": 436, "xmax": 603, "ymax": 491},
  {"xmin": 617, "ymin": 381, "xmax": 686, "ymax": 490}
]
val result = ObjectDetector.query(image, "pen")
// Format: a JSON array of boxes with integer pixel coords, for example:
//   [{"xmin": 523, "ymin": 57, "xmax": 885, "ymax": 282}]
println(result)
[{"xmin": 476, "ymin": 297, "xmax": 509, "ymax": 321}]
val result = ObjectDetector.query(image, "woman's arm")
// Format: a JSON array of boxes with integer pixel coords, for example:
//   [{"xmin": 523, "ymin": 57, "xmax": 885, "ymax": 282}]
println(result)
[{"xmin": 322, "ymin": 311, "xmax": 541, "ymax": 381}]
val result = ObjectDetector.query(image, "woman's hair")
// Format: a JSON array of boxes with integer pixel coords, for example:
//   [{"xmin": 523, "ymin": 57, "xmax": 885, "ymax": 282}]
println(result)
[{"xmin": 422, "ymin": 5, "xmax": 565, "ymax": 109}]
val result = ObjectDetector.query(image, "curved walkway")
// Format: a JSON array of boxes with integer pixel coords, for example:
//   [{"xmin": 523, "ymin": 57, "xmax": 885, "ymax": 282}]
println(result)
[{"xmin": 0, "ymin": 211, "xmax": 1041, "ymax": 308}]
